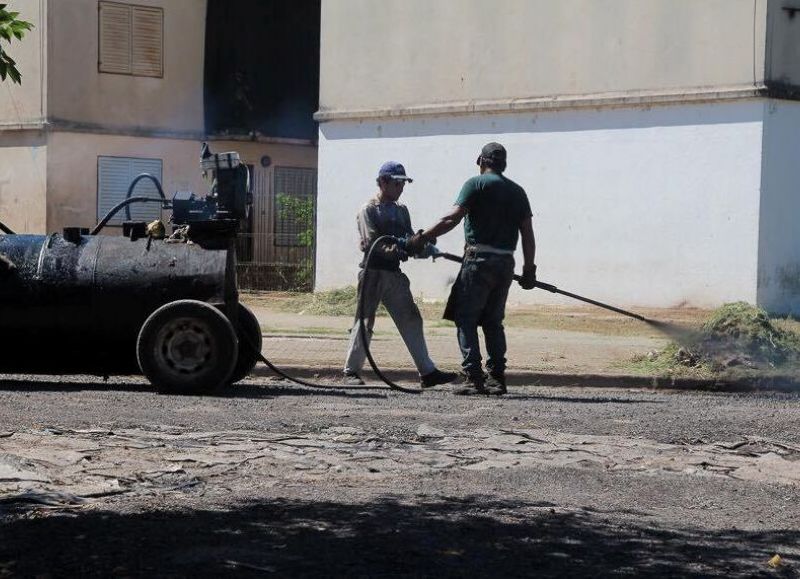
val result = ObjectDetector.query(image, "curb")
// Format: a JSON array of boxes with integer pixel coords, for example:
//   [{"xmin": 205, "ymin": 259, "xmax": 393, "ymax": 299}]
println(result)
[{"xmin": 251, "ymin": 365, "xmax": 800, "ymax": 393}]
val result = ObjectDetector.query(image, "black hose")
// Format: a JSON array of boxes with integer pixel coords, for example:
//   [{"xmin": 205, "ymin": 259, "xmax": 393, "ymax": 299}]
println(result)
[
  {"xmin": 123, "ymin": 174, "xmax": 167, "ymax": 221},
  {"xmin": 251, "ymin": 345, "xmax": 373, "ymax": 391},
  {"xmin": 90, "ymin": 197, "xmax": 167, "ymax": 236},
  {"xmin": 356, "ymin": 235, "xmax": 423, "ymax": 394},
  {"xmin": 233, "ymin": 316, "xmax": 377, "ymax": 391},
  {"xmin": 236, "ymin": 235, "xmax": 422, "ymax": 394},
  {"xmin": 0, "ymin": 220, "xmax": 14, "ymax": 235}
]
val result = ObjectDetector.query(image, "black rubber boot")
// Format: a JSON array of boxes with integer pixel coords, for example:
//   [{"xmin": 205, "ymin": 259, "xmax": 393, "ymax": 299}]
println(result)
[{"xmin": 421, "ymin": 368, "xmax": 458, "ymax": 388}]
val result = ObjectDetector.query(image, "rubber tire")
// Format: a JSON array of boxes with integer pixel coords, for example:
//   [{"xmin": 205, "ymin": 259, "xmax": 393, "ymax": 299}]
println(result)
[
  {"xmin": 228, "ymin": 303, "xmax": 262, "ymax": 383},
  {"xmin": 137, "ymin": 299, "xmax": 238, "ymax": 395}
]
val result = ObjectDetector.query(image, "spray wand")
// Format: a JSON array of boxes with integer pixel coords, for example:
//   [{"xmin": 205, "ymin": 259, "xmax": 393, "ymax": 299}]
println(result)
[{"xmin": 427, "ymin": 245, "xmax": 648, "ymax": 322}]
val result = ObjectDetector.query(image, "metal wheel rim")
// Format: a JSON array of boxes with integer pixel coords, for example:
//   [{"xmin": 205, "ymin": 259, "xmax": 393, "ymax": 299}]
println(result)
[{"xmin": 154, "ymin": 316, "xmax": 217, "ymax": 375}]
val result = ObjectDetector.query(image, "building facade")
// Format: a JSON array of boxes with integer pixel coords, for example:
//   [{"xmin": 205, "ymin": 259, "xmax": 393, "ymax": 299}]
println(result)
[
  {"xmin": 0, "ymin": 0, "xmax": 319, "ymax": 290},
  {"xmin": 315, "ymin": 0, "xmax": 800, "ymax": 314}
]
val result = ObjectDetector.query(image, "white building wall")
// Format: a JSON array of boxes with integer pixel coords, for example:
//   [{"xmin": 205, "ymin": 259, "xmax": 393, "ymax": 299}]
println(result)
[
  {"xmin": 44, "ymin": 132, "xmax": 209, "ymax": 233},
  {"xmin": 47, "ymin": 0, "xmax": 206, "ymax": 134},
  {"xmin": 0, "ymin": 132, "xmax": 47, "ymax": 233},
  {"xmin": 320, "ymin": 0, "xmax": 766, "ymax": 114},
  {"xmin": 757, "ymin": 99, "xmax": 800, "ymax": 314},
  {"xmin": 317, "ymin": 101, "xmax": 765, "ymax": 308}
]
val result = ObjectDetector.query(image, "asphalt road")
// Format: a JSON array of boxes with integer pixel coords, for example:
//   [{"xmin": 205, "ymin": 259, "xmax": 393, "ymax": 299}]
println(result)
[{"xmin": 1, "ymin": 375, "xmax": 798, "ymax": 578}]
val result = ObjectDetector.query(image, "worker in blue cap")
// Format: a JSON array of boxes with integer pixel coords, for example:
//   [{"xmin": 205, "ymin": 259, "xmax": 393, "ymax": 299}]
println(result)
[{"xmin": 343, "ymin": 161, "xmax": 457, "ymax": 389}]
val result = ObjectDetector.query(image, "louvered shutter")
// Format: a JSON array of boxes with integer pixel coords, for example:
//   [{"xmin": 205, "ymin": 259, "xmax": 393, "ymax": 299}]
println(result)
[
  {"xmin": 99, "ymin": 2, "xmax": 132, "ymax": 74},
  {"xmin": 132, "ymin": 6, "xmax": 163, "ymax": 77},
  {"xmin": 98, "ymin": 156, "xmax": 163, "ymax": 224}
]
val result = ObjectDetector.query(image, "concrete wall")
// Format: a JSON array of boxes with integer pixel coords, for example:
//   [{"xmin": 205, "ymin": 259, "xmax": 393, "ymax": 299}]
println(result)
[
  {"xmin": 45, "ymin": 132, "xmax": 207, "ymax": 232},
  {"xmin": 766, "ymin": 0, "xmax": 800, "ymax": 89},
  {"xmin": 757, "ymin": 100, "xmax": 800, "ymax": 314},
  {"xmin": 0, "ymin": 0, "xmax": 46, "ymax": 125},
  {"xmin": 0, "ymin": 132, "xmax": 47, "ymax": 233},
  {"xmin": 44, "ymin": 133, "xmax": 317, "ymax": 234},
  {"xmin": 47, "ymin": 0, "xmax": 206, "ymax": 134},
  {"xmin": 317, "ymin": 101, "xmax": 765, "ymax": 308},
  {"xmin": 210, "ymin": 140, "xmax": 318, "ymax": 172},
  {"xmin": 320, "ymin": 0, "xmax": 767, "ymax": 114}
]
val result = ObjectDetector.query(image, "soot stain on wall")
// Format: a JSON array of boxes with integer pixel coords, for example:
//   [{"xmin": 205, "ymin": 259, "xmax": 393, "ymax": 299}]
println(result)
[
  {"xmin": 777, "ymin": 264, "xmax": 800, "ymax": 294},
  {"xmin": 205, "ymin": 0, "xmax": 321, "ymax": 141}
]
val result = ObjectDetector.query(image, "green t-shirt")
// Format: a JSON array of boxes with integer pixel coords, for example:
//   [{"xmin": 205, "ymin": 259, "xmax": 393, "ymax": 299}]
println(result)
[{"xmin": 455, "ymin": 173, "xmax": 532, "ymax": 251}]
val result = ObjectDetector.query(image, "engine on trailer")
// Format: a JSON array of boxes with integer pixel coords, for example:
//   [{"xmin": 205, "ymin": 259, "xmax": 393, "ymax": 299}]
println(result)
[{"xmin": 170, "ymin": 143, "xmax": 252, "ymax": 234}]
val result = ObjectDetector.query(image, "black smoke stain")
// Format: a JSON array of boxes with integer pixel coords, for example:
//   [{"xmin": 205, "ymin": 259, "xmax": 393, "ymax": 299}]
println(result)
[{"xmin": 204, "ymin": 0, "xmax": 321, "ymax": 141}]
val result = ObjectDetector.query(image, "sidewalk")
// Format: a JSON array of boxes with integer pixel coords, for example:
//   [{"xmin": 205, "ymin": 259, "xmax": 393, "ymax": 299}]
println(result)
[
  {"xmin": 242, "ymin": 299, "xmax": 794, "ymax": 391},
  {"xmin": 250, "ymin": 309, "xmax": 665, "ymax": 372},
  {"xmin": 242, "ymin": 294, "xmax": 800, "ymax": 392}
]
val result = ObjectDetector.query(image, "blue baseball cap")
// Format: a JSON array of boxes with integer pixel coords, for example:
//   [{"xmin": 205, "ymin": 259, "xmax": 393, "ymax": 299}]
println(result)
[{"xmin": 378, "ymin": 161, "xmax": 413, "ymax": 182}]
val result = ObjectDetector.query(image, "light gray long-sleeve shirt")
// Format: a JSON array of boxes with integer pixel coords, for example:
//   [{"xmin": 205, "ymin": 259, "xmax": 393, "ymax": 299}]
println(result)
[{"xmin": 357, "ymin": 197, "xmax": 414, "ymax": 271}]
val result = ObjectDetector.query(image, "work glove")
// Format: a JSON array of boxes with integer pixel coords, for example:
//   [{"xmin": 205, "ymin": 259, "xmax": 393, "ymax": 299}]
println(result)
[
  {"xmin": 146, "ymin": 219, "xmax": 166, "ymax": 240},
  {"xmin": 519, "ymin": 264, "xmax": 537, "ymax": 290},
  {"xmin": 405, "ymin": 230, "xmax": 432, "ymax": 256},
  {"xmin": 404, "ymin": 230, "xmax": 426, "ymax": 255},
  {"xmin": 415, "ymin": 242, "xmax": 436, "ymax": 259}
]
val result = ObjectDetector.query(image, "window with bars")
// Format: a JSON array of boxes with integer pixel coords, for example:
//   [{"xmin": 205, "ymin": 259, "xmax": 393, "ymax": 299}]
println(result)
[
  {"xmin": 97, "ymin": 156, "xmax": 163, "ymax": 224},
  {"xmin": 99, "ymin": 1, "xmax": 163, "ymax": 77},
  {"xmin": 273, "ymin": 167, "xmax": 317, "ymax": 247}
]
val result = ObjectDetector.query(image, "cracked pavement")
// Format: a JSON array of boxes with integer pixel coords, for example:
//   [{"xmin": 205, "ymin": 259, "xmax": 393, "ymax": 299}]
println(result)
[{"xmin": 0, "ymin": 376, "xmax": 798, "ymax": 577}]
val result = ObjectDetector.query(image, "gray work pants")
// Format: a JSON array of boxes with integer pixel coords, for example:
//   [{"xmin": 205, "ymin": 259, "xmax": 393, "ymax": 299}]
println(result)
[{"xmin": 344, "ymin": 269, "xmax": 436, "ymax": 376}]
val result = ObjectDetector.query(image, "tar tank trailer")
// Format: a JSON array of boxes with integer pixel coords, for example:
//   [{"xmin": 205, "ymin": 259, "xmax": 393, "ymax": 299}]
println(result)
[{"xmin": 0, "ymin": 145, "xmax": 262, "ymax": 394}]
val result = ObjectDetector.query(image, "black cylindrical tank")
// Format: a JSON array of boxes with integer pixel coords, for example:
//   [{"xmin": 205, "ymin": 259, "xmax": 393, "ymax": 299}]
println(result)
[{"xmin": 0, "ymin": 232, "xmax": 237, "ymax": 375}]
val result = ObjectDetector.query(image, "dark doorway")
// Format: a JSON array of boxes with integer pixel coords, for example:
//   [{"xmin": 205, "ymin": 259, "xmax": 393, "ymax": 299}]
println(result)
[
  {"xmin": 204, "ymin": 0, "xmax": 321, "ymax": 141},
  {"xmin": 205, "ymin": 1, "xmax": 320, "ymax": 291}
]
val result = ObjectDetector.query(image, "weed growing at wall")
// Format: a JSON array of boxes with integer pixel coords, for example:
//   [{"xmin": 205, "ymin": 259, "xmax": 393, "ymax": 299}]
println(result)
[{"xmin": 626, "ymin": 302, "xmax": 800, "ymax": 379}]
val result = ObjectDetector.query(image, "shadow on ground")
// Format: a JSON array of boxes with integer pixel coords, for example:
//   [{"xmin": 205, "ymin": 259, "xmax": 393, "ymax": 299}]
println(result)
[
  {"xmin": 0, "ymin": 496, "xmax": 794, "ymax": 578},
  {"xmin": 0, "ymin": 379, "xmax": 388, "ymax": 400}
]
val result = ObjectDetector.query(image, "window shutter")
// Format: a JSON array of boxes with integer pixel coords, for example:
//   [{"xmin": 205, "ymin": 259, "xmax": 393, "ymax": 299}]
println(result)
[
  {"xmin": 98, "ymin": 157, "xmax": 163, "ymax": 224},
  {"xmin": 132, "ymin": 6, "xmax": 163, "ymax": 77},
  {"xmin": 99, "ymin": 2, "xmax": 132, "ymax": 74}
]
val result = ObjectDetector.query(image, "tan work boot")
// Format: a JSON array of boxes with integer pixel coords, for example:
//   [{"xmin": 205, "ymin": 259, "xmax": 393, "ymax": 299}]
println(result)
[
  {"xmin": 453, "ymin": 374, "xmax": 489, "ymax": 396},
  {"xmin": 485, "ymin": 373, "xmax": 507, "ymax": 396}
]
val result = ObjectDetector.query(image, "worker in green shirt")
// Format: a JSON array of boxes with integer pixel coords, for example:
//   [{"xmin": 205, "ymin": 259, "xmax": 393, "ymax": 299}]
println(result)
[{"xmin": 407, "ymin": 143, "xmax": 537, "ymax": 395}]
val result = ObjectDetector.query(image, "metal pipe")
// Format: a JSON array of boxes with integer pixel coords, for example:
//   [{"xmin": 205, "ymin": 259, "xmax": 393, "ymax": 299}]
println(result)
[
  {"xmin": 0, "ymin": 220, "xmax": 14, "ymax": 235},
  {"xmin": 433, "ymin": 250, "xmax": 647, "ymax": 322},
  {"xmin": 91, "ymin": 196, "xmax": 166, "ymax": 235}
]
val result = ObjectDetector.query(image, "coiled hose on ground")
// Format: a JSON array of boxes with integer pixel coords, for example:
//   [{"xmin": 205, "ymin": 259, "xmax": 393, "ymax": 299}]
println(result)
[{"xmin": 245, "ymin": 235, "xmax": 424, "ymax": 394}]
